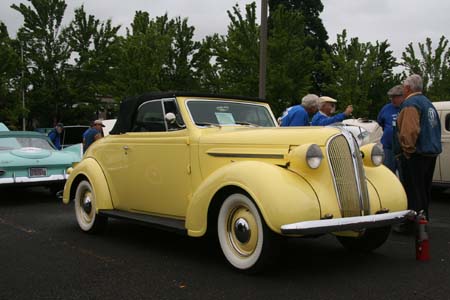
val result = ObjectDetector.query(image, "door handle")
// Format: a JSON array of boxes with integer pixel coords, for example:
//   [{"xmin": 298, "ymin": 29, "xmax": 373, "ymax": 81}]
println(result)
[{"xmin": 123, "ymin": 145, "xmax": 129, "ymax": 151}]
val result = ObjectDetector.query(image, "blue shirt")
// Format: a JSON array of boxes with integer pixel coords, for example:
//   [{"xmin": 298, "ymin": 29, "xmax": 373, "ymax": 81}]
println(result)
[
  {"xmin": 83, "ymin": 128, "xmax": 101, "ymax": 152},
  {"xmin": 311, "ymin": 111, "xmax": 346, "ymax": 126},
  {"xmin": 48, "ymin": 129, "xmax": 62, "ymax": 150},
  {"xmin": 377, "ymin": 103, "xmax": 400, "ymax": 149},
  {"xmin": 280, "ymin": 105, "xmax": 310, "ymax": 126}
]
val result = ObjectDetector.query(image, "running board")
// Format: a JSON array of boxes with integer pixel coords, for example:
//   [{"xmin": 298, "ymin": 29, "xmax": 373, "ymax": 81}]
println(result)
[{"xmin": 98, "ymin": 210, "xmax": 187, "ymax": 235}]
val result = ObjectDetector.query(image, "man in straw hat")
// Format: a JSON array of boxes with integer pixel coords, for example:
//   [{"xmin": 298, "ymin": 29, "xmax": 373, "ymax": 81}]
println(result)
[{"xmin": 311, "ymin": 96, "xmax": 353, "ymax": 126}]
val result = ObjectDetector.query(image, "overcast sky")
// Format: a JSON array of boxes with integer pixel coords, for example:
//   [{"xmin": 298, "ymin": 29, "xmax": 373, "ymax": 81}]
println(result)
[{"xmin": 1, "ymin": 0, "xmax": 450, "ymax": 61}]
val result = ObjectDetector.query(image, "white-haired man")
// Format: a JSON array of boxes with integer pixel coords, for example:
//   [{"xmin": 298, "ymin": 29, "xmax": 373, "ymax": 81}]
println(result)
[
  {"xmin": 280, "ymin": 94, "xmax": 319, "ymax": 126},
  {"xmin": 395, "ymin": 74, "xmax": 441, "ymax": 222},
  {"xmin": 311, "ymin": 96, "xmax": 353, "ymax": 126}
]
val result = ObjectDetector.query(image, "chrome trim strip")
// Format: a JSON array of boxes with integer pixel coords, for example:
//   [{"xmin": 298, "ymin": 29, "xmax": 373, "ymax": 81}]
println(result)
[
  {"xmin": 0, "ymin": 174, "xmax": 68, "ymax": 184},
  {"xmin": 280, "ymin": 210, "xmax": 415, "ymax": 235},
  {"xmin": 207, "ymin": 152, "xmax": 284, "ymax": 159}
]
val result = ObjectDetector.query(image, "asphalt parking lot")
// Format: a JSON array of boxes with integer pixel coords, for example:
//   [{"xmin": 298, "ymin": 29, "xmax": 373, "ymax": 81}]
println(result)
[{"xmin": 0, "ymin": 187, "xmax": 449, "ymax": 300}]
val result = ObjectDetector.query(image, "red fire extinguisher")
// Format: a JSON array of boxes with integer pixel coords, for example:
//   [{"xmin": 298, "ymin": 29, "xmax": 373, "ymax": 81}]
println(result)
[{"xmin": 416, "ymin": 212, "xmax": 430, "ymax": 261}]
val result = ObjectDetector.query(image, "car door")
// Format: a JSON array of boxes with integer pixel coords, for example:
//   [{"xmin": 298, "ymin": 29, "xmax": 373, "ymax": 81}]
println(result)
[
  {"xmin": 107, "ymin": 98, "xmax": 191, "ymax": 217},
  {"xmin": 439, "ymin": 110, "xmax": 450, "ymax": 183}
]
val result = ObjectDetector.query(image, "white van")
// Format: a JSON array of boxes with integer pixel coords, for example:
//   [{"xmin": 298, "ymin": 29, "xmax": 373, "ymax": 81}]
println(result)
[{"xmin": 432, "ymin": 102, "xmax": 450, "ymax": 187}]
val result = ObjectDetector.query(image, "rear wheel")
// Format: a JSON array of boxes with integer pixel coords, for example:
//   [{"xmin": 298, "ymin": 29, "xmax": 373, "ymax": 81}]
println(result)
[
  {"xmin": 336, "ymin": 226, "xmax": 391, "ymax": 252},
  {"xmin": 217, "ymin": 193, "xmax": 277, "ymax": 272},
  {"xmin": 74, "ymin": 180, "xmax": 107, "ymax": 233}
]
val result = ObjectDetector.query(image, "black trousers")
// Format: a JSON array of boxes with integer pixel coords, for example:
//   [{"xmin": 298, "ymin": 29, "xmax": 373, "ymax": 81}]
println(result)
[{"xmin": 399, "ymin": 154, "xmax": 437, "ymax": 219}]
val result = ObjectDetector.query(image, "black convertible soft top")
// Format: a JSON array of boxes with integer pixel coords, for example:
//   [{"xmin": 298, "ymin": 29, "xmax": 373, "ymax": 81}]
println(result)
[{"xmin": 110, "ymin": 92, "xmax": 266, "ymax": 134}]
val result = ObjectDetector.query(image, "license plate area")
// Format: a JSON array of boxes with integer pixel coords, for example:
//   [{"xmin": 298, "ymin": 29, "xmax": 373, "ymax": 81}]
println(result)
[{"xmin": 29, "ymin": 167, "xmax": 47, "ymax": 177}]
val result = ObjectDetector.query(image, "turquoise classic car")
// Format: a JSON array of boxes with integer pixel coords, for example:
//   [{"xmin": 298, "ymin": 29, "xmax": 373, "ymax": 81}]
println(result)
[{"xmin": 0, "ymin": 131, "xmax": 82, "ymax": 193}]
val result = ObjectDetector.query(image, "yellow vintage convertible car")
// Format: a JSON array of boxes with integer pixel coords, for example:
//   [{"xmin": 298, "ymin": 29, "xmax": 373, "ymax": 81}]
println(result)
[{"xmin": 63, "ymin": 92, "xmax": 413, "ymax": 272}]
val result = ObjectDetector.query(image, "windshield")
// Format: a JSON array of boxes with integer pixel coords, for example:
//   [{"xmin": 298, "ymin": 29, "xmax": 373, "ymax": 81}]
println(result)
[
  {"xmin": 0, "ymin": 137, "xmax": 55, "ymax": 151},
  {"xmin": 187, "ymin": 100, "xmax": 276, "ymax": 127}
]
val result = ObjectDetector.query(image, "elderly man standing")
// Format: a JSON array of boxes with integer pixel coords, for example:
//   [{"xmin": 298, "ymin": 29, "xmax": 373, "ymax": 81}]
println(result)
[
  {"xmin": 377, "ymin": 85, "xmax": 403, "ymax": 173},
  {"xmin": 311, "ymin": 96, "xmax": 353, "ymax": 126},
  {"xmin": 280, "ymin": 94, "xmax": 319, "ymax": 126},
  {"xmin": 396, "ymin": 74, "xmax": 441, "ymax": 220}
]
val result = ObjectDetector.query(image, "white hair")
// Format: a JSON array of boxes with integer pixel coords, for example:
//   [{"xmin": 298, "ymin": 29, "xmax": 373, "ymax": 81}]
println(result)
[
  {"xmin": 301, "ymin": 94, "xmax": 319, "ymax": 109},
  {"xmin": 403, "ymin": 74, "xmax": 423, "ymax": 92}
]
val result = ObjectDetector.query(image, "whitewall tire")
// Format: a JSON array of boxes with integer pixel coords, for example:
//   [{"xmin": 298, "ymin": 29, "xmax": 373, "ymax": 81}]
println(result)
[
  {"xmin": 74, "ymin": 180, "xmax": 107, "ymax": 233},
  {"xmin": 217, "ymin": 193, "xmax": 275, "ymax": 272}
]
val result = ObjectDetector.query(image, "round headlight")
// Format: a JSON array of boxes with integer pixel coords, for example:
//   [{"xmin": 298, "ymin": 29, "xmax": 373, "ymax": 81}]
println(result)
[
  {"xmin": 371, "ymin": 144, "xmax": 384, "ymax": 166},
  {"xmin": 306, "ymin": 144, "xmax": 323, "ymax": 169}
]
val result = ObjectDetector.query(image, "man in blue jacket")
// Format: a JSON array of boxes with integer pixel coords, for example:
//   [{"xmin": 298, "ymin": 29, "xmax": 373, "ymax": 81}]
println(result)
[
  {"xmin": 396, "ymin": 74, "xmax": 441, "ymax": 221},
  {"xmin": 280, "ymin": 94, "xmax": 319, "ymax": 126},
  {"xmin": 83, "ymin": 119, "xmax": 105, "ymax": 152},
  {"xmin": 311, "ymin": 96, "xmax": 353, "ymax": 126},
  {"xmin": 377, "ymin": 85, "xmax": 403, "ymax": 173},
  {"xmin": 48, "ymin": 123, "xmax": 64, "ymax": 150}
]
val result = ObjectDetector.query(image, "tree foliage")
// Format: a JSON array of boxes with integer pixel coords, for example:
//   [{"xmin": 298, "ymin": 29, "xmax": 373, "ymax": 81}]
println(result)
[
  {"xmin": 266, "ymin": 5, "xmax": 314, "ymax": 115},
  {"xmin": 214, "ymin": 3, "xmax": 260, "ymax": 97},
  {"xmin": 320, "ymin": 30, "xmax": 399, "ymax": 119},
  {"xmin": 402, "ymin": 36, "xmax": 450, "ymax": 101},
  {"xmin": 2, "ymin": 0, "xmax": 450, "ymax": 128},
  {"xmin": 62, "ymin": 5, "xmax": 121, "ymax": 124},
  {"xmin": 11, "ymin": 0, "xmax": 70, "ymax": 127},
  {"xmin": 0, "ymin": 22, "xmax": 21, "ymax": 128}
]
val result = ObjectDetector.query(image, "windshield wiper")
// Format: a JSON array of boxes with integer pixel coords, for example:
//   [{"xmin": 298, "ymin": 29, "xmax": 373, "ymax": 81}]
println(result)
[
  {"xmin": 195, "ymin": 122, "xmax": 221, "ymax": 127},
  {"xmin": 234, "ymin": 121, "xmax": 260, "ymax": 127}
]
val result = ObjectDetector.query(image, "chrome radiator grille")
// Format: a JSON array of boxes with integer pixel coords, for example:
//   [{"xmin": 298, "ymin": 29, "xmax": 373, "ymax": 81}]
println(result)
[{"xmin": 327, "ymin": 134, "xmax": 370, "ymax": 217}]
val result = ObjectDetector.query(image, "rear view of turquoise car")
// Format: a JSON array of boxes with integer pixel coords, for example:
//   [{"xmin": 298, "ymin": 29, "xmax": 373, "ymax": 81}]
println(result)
[{"xmin": 0, "ymin": 131, "xmax": 82, "ymax": 193}]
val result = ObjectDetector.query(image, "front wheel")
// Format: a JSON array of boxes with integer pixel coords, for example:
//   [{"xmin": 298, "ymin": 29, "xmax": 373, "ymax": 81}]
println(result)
[
  {"xmin": 217, "ymin": 193, "xmax": 277, "ymax": 273},
  {"xmin": 74, "ymin": 180, "xmax": 107, "ymax": 233},
  {"xmin": 336, "ymin": 226, "xmax": 391, "ymax": 252}
]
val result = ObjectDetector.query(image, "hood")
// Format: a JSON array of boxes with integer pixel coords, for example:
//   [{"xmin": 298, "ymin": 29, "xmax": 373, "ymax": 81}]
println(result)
[{"xmin": 199, "ymin": 126, "xmax": 341, "ymax": 147}]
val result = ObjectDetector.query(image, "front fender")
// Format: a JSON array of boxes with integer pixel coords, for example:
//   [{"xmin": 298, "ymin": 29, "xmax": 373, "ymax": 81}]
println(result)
[
  {"xmin": 365, "ymin": 165, "xmax": 407, "ymax": 212},
  {"xmin": 62, "ymin": 157, "xmax": 113, "ymax": 211},
  {"xmin": 186, "ymin": 161, "xmax": 320, "ymax": 237}
]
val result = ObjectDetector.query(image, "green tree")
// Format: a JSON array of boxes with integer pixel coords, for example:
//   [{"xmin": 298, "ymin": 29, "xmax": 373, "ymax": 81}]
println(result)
[
  {"xmin": 11, "ymin": 0, "xmax": 70, "ymax": 127},
  {"xmin": 191, "ymin": 35, "xmax": 222, "ymax": 93},
  {"xmin": 266, "ymin": 5, "xmax": 314, "ymax": 115},
  {"xmin": 214, "ymin": 3, "xmax": 260, "ymax": 97},
  {"xmin": 113, "ymin": 11, "xmax": 174, "ymax": 97},
  {"xmin": 160, "ymin": 17, "xmax": 199, "ymax": 91},
  {"xmin": 268, "ymin": 0, "xmax": 328, "ymax": 53},
  {"xmin": 320, "ymin": 30, "xmax": 399, "ymax": 119},
  {"xmin": 63, "ymin": 5, "xmax": 120, "ymax": 123},
  {"xmin": 402, "ymin": 36, "xmax": 450, "ymax": 101},
  {"xmin": 0, "ymin": 22, "xmax": 21, "ymax": 128}
]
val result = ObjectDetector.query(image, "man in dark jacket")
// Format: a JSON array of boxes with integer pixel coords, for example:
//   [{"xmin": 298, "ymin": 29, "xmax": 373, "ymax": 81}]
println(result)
[
  {"xmin": 396, "ymin": 74, "xmax": 441, "ymax": 221},
  {"xmin": 48, "ymin": 123, "xmax": 64, "ymax": 150}
]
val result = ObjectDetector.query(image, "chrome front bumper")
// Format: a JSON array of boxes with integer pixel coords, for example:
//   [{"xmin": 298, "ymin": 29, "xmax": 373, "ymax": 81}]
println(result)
[{"xmin": 280, "ymin": 210, "xmax": 416, "ymax": 235}]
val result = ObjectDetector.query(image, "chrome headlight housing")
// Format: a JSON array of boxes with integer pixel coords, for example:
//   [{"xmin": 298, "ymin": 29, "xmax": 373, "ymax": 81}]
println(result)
[
  {"xmin": 360, "ymin": 143, "xmax": 384, "ymax": 167},
  {"xmin": 371, "ymin": 144, "xmax": 384, "ymax": 166},
  {"xmin": 306, "ymin": 144, "xmax": 323, "ymax": 169}
]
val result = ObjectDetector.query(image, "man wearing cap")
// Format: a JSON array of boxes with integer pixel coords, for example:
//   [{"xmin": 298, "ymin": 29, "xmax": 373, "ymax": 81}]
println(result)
[
  {"xmin": 311, "ymin": 96, "xmax": 353, "ymax": 126},
  {"xmin": 83, "ymin": 119, "xmax": 105, "ymax": 153},
  {"xmin": 377, "ymin": 85, "xmax": 403, "ymax": 173},
  {"xmin": 280, "ymin": 94, "xmax": 319, "ymax": 126},
  {"xmin": 48, "ymin": 123, "xmax": 64, "ymax": 150}
]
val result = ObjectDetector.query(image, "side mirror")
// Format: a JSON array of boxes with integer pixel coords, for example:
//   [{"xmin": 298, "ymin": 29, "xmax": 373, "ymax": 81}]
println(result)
[{"xmin": 165, "ymin": 112, "xmax": 176, "ymax": 124}]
